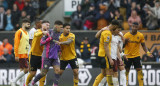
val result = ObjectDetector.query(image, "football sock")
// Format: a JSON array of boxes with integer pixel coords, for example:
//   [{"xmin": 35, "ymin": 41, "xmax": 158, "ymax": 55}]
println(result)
[
  {"xmin": 138, "ymin": 70, "xmax": 143, "ymax": 86},
  {"xmin": 106, "ymin": 75, "xmax": 113, "ymax": 86},
  {"xmin": 26, "ymin": 73, "xmax": 34, "ymax": 86},
  {"xmin": 93, "ymin": 73, "xmax": 104, "ymax": 86}
]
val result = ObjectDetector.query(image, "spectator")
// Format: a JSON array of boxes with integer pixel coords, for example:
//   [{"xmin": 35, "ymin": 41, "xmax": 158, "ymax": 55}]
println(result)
[
  {"xmin": 128, "ymin": 10, "xmax": 141, "ymax": 27},
  {"xmin": 23, "ymin": 2, "xmax": 35, "ymax": 22},
  {"xmin": 145, "ymin": 7, "xmax": 158, "ymax": 30},
  {"xmin": 5, "ymin": 9, "xmax": 14, "ymax": 31},
  {"xmin": 0, "ymin": 0, "xmax": 8, "ymax": 10},
  {"xmin": 0, "ymin": 55, "xmax": 6, "ymax": 63},
  {"xmin": 80, "ymin": 37, "xmax": 91, "ymax": 63},
  {"xmin": 6, "ymin": 0, "xmax": 16, "ymax": 9},
  {"xmin": 0, "ymin": 6, "xmax": 6, "ymax": 31},
  {"xmin": 81, "ymin": 0, "xmax": 94, "ymax": 12},
  {"xmin": 126, "ymin": 1, "xmax": 139, "ymax": 19},
  {"xmin": 95, "ymin": 0, "xmax": 107, "ymax": 11},
  {"xmin": 147, "ymin": 2, "xmax": 160, "ymax": 28},
  {"xmin": 120, "ymin": 0, "xmax": 127, "ymax": 21},
  {"xmin": 0, "ymin": 38, "xmax": 13, "ymax": 56},
  {"xmin": 71, "ymin": 5, "xmax": 84, "ymax": 30},
  {"xmin": 111, "ymin": 9, "xmax": 123, "ymax": 22},
  {"xmin": 108, "ymin": 0, "xmax": 118, "ymax": 12},
  {"xmin": 12, "ymin": 4, "xmax": 20, "ymax": 30},
  {"xmin": 39, "ymin": 0, "xmax": 47, "ymax": 14},
  {"xmin": 18, "ymin": 10, "xmax": 27, "ymax": 28},
  {"xmin": 31, "ymin": 0, "xmax": 39, "ymax": 14},
  {"xmin": 3, "ymin": 48, "xmax": 12, "ymax": 62},
  {"xmin": 14, "ymin": 0, "xmax": 24, "ymax": 11},
  {"xmin": 96, "ymin": 2, "xmax": 111, "ymax": 30},
  {"xmin": 83, "ymin": 4, "xmax": 96, "ymax": 30}
]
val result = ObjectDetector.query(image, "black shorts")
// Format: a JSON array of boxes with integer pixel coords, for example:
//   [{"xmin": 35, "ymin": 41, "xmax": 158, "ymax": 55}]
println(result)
[
  {"xmin": 105, "ymin": 56, "xmax": 113, "ymax": 69},
  {"xmin": 124, "ymin": 56, "xmax": 142, "ymax": 69},
  {"xmin": 29, "ymin": 54, "xmax": 42, "ymax": 71},
  {"xmin": 99, "ymin": 57, "xmax": 106, "ymax": 69},
  {"xmin": 60, "ymin": 58, "xmax": 79, "ymax": 70}
]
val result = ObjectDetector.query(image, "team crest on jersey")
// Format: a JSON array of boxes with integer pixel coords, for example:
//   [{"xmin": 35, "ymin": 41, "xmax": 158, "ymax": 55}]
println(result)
[{"xmin": 106, "ymin": 36, "xmax": 110, "ymax": 41}]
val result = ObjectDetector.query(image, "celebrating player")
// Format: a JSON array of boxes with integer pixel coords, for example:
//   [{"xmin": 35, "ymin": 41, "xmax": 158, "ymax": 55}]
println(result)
[
  {"xmin": 31, "ymin": 20, "xmax": 63, "ymax": 86},
  {"xmin": 25, "ymin": 20, "xmax": 49, "ymax": 86},
  {"xmin": 11, "ymin": 19, "xmax": 30, "ymax": 86},
  {"xmin": 124, "ymin": 22, "xmax": 152, "ymax": 86},
  {"xmin": 58, "ymin": 23, "xmax": 79, "ymax": 86},
  {"xmin": 93, "ymin": 20, "xmax": 120, "ymax": 86}
]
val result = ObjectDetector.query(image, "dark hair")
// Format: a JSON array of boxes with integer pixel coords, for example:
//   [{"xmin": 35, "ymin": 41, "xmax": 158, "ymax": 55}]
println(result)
[
  {"xmin": 22, "ymin": 18, "xmax": 30, "ymax": 24},
  {"xmin": 132, "ymin": 22, "xmax": 139, "ymax": 25},
  {"xmin": 54, "ymin": 20, "xmax": 63, "ymax": 25},
  {"xmin": 42, "ymin": 20, "xmax": 50, "ymax": 24},
  {"xmin": 63, "ymin": 23, "xmax": 70, "ymax": 28},
  {"xmin": 111, "ymin": 19, "xmax": 120, "ymax": 26}
]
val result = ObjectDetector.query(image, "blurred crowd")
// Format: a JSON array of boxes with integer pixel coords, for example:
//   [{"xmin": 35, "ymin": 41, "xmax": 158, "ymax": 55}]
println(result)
[
  {"xmin": 71, "ymin": 0, "xmax": 160, "ymax": 30},
  {"xmin": 0, "ymin": 0, "xmax": 48, "ymax": 31}
]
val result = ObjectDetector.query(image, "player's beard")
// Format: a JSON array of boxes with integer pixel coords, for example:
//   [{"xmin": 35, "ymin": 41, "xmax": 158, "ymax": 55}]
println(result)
[{"xmin": 25, "ymin": 26, "xmax": 30, "ymax": 30}]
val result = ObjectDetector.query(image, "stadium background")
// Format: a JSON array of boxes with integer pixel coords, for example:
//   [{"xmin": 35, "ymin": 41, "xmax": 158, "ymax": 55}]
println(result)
[{"xmin": 0, "ymin": 0, "xmax": 160, "ymax": 86}]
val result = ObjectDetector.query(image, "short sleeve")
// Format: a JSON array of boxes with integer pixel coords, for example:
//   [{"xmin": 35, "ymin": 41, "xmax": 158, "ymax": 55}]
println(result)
[
  {"xmin": 68, "ymin": 34, "xmax": 75, "ymax": 41},
  {"xmin": 102, "ymin": 32, "xmax": 111, "ymax": 43},
  {"xmin": 124, "ymin": 33, "xmax": 128, "ymax": 39},
  {"xmin": 140, "ymin": 34, "xmax": 145, "ymax": 43},
  {"xmin": 29, "ymin": 29, "xmax": 36, "ymax": 39}
]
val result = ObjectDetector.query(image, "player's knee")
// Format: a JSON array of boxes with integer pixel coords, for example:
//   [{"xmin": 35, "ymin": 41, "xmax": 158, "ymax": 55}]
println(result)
[{"xmin": 73, "ymin": 70, "xmax": 78, "ymax": 76}]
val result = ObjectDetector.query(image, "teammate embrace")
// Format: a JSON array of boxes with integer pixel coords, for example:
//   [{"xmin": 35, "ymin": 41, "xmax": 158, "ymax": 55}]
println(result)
[
  {"xmin": 12, "ymin": 19, "xmax": 79, "ymax": 86},
  {"xmin": 93, "ymin": 20, "xmax": 152, "ymax": 86}
]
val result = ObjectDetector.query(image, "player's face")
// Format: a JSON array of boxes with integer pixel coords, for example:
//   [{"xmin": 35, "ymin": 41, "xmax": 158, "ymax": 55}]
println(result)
[
  {"xmin": 131, "ymin": 24, "xmax": 138, "ymax": 33},
  {"xmin": 56, "ymin": 25, "xmax": 63, "ymax": 32},
  {"xmin": 24, "ymin": 22, "xmax": 30, "ymax": 29},
  {"xmin": 36, "ymin": 22, "xmax": 42, "ymax": 29},
  {"xmin": 63, "ymin": 26, "xmax": 71, "ymax": 34},
  {"xmin": 42, "ymin": 23, "xmax": 50, "ymax": 31},
  {"xmin": 114, "ymin": 28, "xmax": 121, "ymax": 35}
]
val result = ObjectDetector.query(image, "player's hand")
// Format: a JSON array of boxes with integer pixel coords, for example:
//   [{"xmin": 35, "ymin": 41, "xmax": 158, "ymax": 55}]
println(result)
[
  {"xmin": 15, "ymin": 57, "xmax": 19, "ymax": 62},
  {"xmin": 42, "ymin": 31, "xmax": 49, "ymax": 36},
  {"xmin": 101, "ymin": 26, "xmax": 108, "ymax": 31},
  {"xmin": 123, "ymin": 55, "xmax": 128, "ymax": 61},
  {"xmin": 109, "ymin": 59, "xmax": 114, "ymax": 66},
  {"xmin": 147, "ymin": 51, "xmax": 153, "ymax": 58}
]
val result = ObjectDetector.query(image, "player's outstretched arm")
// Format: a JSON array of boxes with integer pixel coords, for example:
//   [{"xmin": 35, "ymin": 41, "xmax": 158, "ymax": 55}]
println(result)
[
  {"xmin": 95, "ymin": 29, "xmax": 103, "ymax": 38},
  {"xmin": 59, "ymin": 39, "xmax": 73, "ymax": 45}
]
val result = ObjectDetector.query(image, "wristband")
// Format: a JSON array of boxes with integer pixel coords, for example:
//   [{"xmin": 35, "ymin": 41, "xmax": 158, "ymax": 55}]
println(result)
[{"xmin": 147, "ymin": 51, "xmax": 151, "ymax": 56}]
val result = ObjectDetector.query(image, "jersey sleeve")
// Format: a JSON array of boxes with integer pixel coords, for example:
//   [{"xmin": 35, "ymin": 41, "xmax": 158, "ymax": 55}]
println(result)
[
  {"xmin": 124, "ymin": 33, "xmax": 128, "ymax": 39},
  {"xmin": 68, "ymin": 34, "xmax": 75, "ymax": 41},
  {"xmin": 29, "ymin": 29, "xmax": 35, "ymax": 39},
  {"xmin": 14, "ymin": 30, "xmax": 21, "ymax": 57},
  {"xmin": 102, "ymin": 32, "xmax": 111, "ymax": 43},
  {"xmin": 34, "ymin": 31, "xmax": 43, "ymax": 37},
  {"xmin": 140, "ymin": 34, "xmax": 145, "ymax": 43}
]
